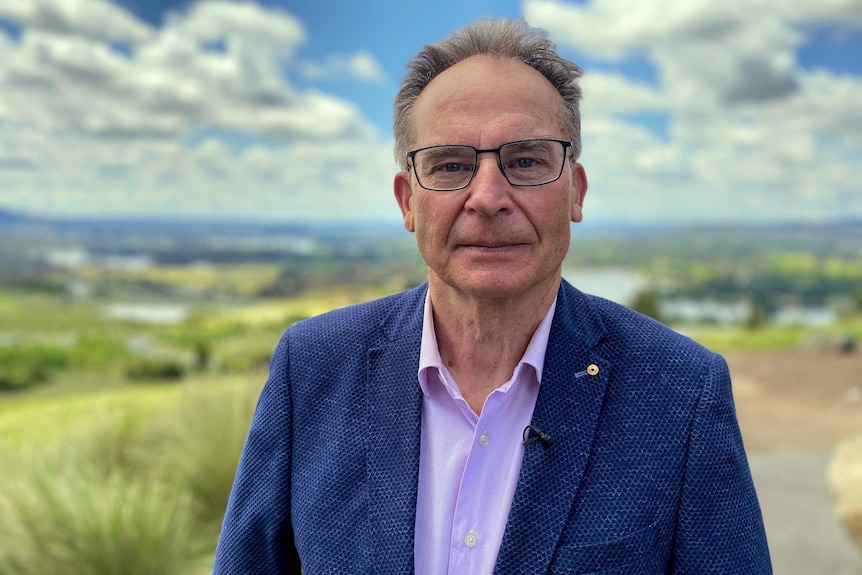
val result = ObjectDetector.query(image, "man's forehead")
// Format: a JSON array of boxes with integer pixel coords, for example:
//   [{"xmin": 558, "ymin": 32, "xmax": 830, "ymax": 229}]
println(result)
[
  {"xmin": 415, "ymin": 55, "xmax": 554, "ymax": 102},
  {"xmin": 409, "ymin": 56, "xmax": 566, "ymax": 146}
]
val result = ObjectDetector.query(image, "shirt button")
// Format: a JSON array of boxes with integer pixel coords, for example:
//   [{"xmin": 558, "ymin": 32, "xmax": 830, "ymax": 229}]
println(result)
[
  {"xmin": 478, "ymin": 433, "xmax": 490, "ymax": 447},
  {"xmin": 464, "ymin": 532, "xmax": 478, "ymax": 548}
]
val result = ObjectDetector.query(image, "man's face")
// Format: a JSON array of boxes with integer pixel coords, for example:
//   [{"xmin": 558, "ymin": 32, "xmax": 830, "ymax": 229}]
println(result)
[{"xmin": 394, "ymin": 55, "xmax": 587, "ymax": 301}]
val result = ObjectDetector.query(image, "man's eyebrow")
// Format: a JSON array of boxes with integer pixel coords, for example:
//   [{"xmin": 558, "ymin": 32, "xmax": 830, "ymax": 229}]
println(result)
[
  {"xmin": 506, "ymin": 139, "xmax": 555, "ymax": 149},
  {"xmin": 420, "ymin": 142, "xmax": 470, "ymax": 149},
  {"xmin": 419, "ymin": 145, "xmax": 473, "ymax": 158}
]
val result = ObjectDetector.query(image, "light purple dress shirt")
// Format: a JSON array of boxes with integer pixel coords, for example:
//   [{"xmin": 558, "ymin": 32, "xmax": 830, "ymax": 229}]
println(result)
[{"xmin": 414, "ymin": 293, "xmax": 556, "ymax": 575}]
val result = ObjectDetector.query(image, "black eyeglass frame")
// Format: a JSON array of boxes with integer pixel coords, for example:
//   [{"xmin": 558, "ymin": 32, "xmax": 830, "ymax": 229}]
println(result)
[{"xmin": 406, "ymin": 138, "xmax": 573, "ymax": 192}]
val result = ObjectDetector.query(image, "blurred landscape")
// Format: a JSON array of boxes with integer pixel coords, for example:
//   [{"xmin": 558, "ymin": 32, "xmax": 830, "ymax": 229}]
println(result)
[
  {"xmin": 1, "ymin": 208, "xmax": 861, "ymax": 573},
  {"xmin": 1, "ymin": 0, "xmax": 860, "ymax": 572}
]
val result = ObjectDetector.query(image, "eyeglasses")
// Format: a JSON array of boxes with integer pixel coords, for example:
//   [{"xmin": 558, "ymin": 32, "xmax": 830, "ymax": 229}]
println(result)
[{"xmin": 406, "ymin": 139, "xmax": 572, "ymax": 192}]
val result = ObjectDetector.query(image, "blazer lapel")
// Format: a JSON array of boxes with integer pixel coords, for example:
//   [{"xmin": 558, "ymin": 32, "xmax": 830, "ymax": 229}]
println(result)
[
  {"xmin": 496, "ymin": 282, "xmax": 612, "ymax": 573},
  {"xmin": 365, "ymin": 287, "xmax": 425, "ymax": 573}
]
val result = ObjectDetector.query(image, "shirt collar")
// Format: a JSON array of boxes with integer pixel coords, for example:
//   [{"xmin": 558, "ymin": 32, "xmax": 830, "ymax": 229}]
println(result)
[{"xmin": 417, "ymin": 291, "xmax": 557, "ymax": 397}]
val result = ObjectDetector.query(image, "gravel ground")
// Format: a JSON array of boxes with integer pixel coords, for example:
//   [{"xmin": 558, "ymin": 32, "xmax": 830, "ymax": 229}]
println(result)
[
  {"xmin": 750, "ymin": 452, "xmax": 862, "ymax": 575},
  {"xmin": 727, "ymin": 349, "xmax": 862, "ymax": 575}
]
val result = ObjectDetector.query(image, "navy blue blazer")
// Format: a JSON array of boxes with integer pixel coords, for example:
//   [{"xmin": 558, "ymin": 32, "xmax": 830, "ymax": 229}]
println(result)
[{"xmin": 214, "ymin": 280, "xmax": 771, "ymax": 574}]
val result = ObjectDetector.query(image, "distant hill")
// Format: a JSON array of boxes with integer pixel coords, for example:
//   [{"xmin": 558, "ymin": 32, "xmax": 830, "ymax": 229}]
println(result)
[
  {"xmin": 0, "ymin": 208, "xmax": 39, "ymax": 227},
  {"xmin": 0, "ymin": 208, "xmax": 415, "ymax": 266},
  {"xmin": 1, "ymin": 206, "xmax": 860, "ymax": 254},
  {"xmin": 668, "ymin": 219, "xmax": 862, "ymax": 253},
  {"xmin": 0, "ymin": 208, "xmax": 405, "ymax": 239}
]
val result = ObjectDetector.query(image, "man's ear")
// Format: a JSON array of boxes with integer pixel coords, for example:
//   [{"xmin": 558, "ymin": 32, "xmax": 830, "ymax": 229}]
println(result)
[
  {"xmin": 570, "ymin": 162, "xmax": 588, "ymax": 223},
  {"xmin": 394, "ymin": 171, "xmax": 416, "ymax": 232}
]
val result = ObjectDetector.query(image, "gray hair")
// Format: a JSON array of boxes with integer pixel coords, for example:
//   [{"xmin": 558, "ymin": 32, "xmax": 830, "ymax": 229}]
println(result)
[{"xmin": 393, "ymin": 18, "xmax": 584, "ymax": 169}]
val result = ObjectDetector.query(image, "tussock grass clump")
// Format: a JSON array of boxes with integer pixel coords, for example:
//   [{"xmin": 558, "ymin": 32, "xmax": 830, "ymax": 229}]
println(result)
[
  {"xmin": 0, "ymin": 466, "xmax": 206, "ymax": 575},
  {"xmin": 156, "ymin": 381, "xmax": 261, "ymax": 524},
  {"xmin": 0, "ymin": 377, "xmax": 262, "ymax": 573},
  {"xmin": 76, "ymin": 406, "xmax": 156, "ymax": 479}
]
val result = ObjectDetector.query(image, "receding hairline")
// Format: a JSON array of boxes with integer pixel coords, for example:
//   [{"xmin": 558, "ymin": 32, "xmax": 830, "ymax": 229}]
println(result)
[
  {"xmin": 408, "ymin": 54, "xmax": 571, "ymax": 142},
  {"xmin": 393, "ymin": 18, "xmax": 584, "ymax": 168}
]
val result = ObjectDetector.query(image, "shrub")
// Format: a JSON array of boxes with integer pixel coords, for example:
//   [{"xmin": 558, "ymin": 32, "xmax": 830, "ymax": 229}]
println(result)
[
  {"xmin": 0, "ymin": 345, "xmax": 68, "ymax": 391},
  {"xmin": 125, "ymin": 358, "xmax": 185, "ymax": 382},
  {"xmin": 219, "ymin": 349, "xmax": 273, "ymax": 373},
  {"xmin": 69, "ymin": 335, "xmax": 131, "ymax": 368},
  {"xmin": 629, "ymin": 289, "xmax": 665, "ymax": 323},
  {"xmin": 0, "ymin": 364, "xmax": 50, "ymax": 391}
]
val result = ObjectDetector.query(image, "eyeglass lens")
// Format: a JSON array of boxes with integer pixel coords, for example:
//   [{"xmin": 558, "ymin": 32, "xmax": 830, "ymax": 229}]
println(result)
[{"xmin": 412, "ymin": 140, "xmax": 566, "ymax": 191}]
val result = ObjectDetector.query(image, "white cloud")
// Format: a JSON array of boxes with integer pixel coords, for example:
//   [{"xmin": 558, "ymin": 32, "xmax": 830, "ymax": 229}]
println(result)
[
  {"xmin": 163, "ymin": 0, "xmax": 306, "ymax": 70},
  {"xmin": 579, "ymin": 72, "xmax": 665, "ymax": 115},
  {"xmin": 524, "ymin": 0, "xmax": 745, "ymax": 58},
  {"xmin": 771, "ymin": 0, "xmax": 862, "ymax": 23},
  {"xmin": 523, "ymin": 0, "xmax": 862, "ymax": 224},
  {"xmin": 0, "ymin": 1, "xmax": 376, "ymax": 141},
  {"xmin": 525, "ymin": 0, "xmax": 862, "ymax": 57},
  {"xmin": 0, "ymin": 0, "xmax": 858, "ymax": 225},
  {"xmin": 526, "ymin": 0, "xmax": 805, "ymax": 106},
  {"xmin": 0, "ymin": 123, "xmax": 400, "ymax": 221},
  {"xmin": 301, "ymin": 51, "xmax": 386, "ymax": 83},
  {"xmin": 347, "ymin": 52, "xmax": 386, "ymax": 82},
  {"xmin": 211, "ymin": 91, "xmax": 375, "ymax": 140},
  {"xmin": 0, "ymin": 0, "xmax": 153, "ymax": 42},
  {"xmin": 0, "ymin": 1, "xmax": 400, "ymax": 221}
]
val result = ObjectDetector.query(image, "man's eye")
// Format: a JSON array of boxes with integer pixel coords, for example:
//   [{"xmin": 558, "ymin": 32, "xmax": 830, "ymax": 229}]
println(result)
[
  {"xmin": 509, "ymin": 157, "xmax": 543, "ymax": 170},
  {"xmin": 430, "ymin": 161, "xmax": 473, "ymax": 173}
]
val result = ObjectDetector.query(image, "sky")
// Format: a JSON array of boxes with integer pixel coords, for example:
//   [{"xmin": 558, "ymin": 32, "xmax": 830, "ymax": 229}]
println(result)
[{"xmin": 0, "ymin": 0, "xmax": 860, "ymax": 227}]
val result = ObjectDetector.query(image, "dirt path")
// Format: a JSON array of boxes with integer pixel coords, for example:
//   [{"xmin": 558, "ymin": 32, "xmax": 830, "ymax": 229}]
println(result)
[
  {"xmin": 728, "ymin": 349, "xmax": 862, "ymax": 454},
  {"xmin": 726, "ymin": 349, "xmax": 862, "ymax": 574}
]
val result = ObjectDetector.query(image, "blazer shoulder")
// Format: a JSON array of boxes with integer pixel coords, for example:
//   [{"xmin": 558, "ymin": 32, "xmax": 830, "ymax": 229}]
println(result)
[{"xmin": 284, "ymin": 283, "xmax": 427, "ymax": 350}]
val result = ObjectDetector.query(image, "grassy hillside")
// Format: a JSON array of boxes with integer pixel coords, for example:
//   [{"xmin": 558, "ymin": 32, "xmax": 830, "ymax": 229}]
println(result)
[{"xmin": 1, "ymin": 218, "xmax": 860, "ymax": 572}]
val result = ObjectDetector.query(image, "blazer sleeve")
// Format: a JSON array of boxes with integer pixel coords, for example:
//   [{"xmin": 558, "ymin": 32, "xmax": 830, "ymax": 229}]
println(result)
[
  {"xmin": 672, "ymin": 352, "xmax": 772, "ymax": 574},
  {"xmin": 212, "ymin": 332, "xmax": 300, "ymax": 574}
]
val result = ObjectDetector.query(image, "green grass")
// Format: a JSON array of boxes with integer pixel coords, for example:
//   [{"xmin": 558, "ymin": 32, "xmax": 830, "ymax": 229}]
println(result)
[
  {"xmin": 154, "ymin": 380, "xmax": 262, "ymax": 523},
  {"xmin": 0, "ymin": 292, "xmax": 108, "ymax": 333},
  {"xmin": 0, "ymin": 372, "xmax": 264, "ymax": 574},
  {"xmin": 0, "ymin": 291, "xmax": 21, "ymax": 314},
  {"xmin": 2, "ymin": 273, "xmax": 857, "ymax": 572},
  {"xmin": 133, "ymin": 262, "xmax": 283, "ymax": 297},
  {"xmin": 0, "ymin": 378, "xmax": 183, "ymax": 451},
  {"xmin": 678, "ymin": 317, "xmax": 862, "ymax": 353},
  {"xmin": 0, "ymin": 468, "xmax": 208, "ymax": 575}
]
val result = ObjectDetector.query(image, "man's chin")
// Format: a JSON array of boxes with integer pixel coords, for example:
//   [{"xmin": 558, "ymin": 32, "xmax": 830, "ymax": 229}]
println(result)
[{"xmin": 430, "ymin": 270, "xmax": 559, "ymax": 303}]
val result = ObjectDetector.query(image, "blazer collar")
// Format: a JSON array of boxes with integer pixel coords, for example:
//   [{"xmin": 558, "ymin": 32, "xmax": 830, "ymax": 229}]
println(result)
[
  {"xmin": 496, "ymin": 280, "xmax": 612, "ymax": 572},
  {"xmin": 365, "ymin": 285, "xmax": 426, "ymax": 572}
]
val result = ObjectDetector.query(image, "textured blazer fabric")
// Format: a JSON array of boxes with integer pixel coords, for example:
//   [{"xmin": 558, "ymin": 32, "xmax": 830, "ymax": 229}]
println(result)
[{"xmin": 213, "ymin": 280, "xmax": 772, "ymax": 574}]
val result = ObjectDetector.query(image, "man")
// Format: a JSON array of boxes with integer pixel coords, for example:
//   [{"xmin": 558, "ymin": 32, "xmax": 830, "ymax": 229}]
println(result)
[{"xmin": 214, "ymin": 18, "xmax": 771, "ymax": 574}]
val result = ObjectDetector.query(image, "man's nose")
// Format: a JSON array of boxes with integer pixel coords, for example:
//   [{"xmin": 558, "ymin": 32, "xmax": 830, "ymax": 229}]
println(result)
[{"xmin": 464, "ymin": 155, "xmax": 513, "ymax": 216}]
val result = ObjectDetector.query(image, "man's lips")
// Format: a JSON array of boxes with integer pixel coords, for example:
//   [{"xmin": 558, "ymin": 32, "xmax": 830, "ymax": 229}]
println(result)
[{"xmin": 456, "ymin": 242, "xmax": 528, "ymax": 250}]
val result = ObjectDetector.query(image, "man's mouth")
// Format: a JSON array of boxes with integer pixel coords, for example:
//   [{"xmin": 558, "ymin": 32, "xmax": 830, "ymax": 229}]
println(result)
[{"xmin": 458, "ymin": 242, "xmax": 526, "ymax": 250}]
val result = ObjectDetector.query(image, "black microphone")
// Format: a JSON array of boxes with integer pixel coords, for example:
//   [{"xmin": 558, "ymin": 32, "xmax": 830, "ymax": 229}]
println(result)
[{"xmin": 522, "ymin": 424, "xmax": 553, "ymax": 448}]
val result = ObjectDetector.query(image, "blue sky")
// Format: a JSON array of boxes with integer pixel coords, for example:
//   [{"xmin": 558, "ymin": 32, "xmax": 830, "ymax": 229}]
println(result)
[{"xmin": 0, "ymin": 0, "xmax": 861, "ymax": 226}]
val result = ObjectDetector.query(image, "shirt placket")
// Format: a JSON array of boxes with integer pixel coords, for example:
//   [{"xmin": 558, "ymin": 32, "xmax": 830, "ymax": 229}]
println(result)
[{"xmin": 447, "ymin": 390, "xmax": 506, "ymax": 575}]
